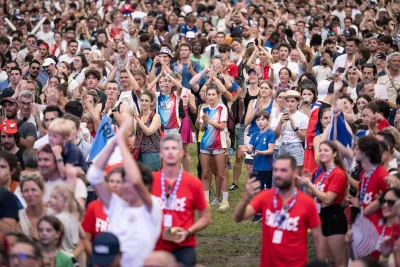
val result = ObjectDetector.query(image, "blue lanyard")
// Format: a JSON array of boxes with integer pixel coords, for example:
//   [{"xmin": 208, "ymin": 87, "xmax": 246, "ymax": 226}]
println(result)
[
  {"xmin": 378, "ymin": 225, "xmax": 387, "ymax": 252},
  {"xmin": 273, "ymin": 188, "xmax": 297, "ymax": 227},
  {"xmin": 161, "ymin": 170, "xmax": 182, "ymax": 210},
  {"xmin": 360, "ymin": 165, "xmax": 377, "ymax": 204},
  {"xmin": 317, "ymin": 165, "xmax": 336, "ymax": 189}
]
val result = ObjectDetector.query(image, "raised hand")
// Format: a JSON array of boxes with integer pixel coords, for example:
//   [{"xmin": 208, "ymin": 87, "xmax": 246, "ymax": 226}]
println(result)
[{"xmin": 244, "ymin": 177, "xmax": 261, "ymax": 201}]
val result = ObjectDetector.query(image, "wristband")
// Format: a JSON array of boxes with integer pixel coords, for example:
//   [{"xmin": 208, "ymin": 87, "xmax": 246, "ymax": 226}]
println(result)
[
  {"xmin": 87, "ymin": 165, "xmax": 105, "ymax": 185},
  {"xmin": 293, "ymin": 127, "xmax": 299, "ymax": 132}
]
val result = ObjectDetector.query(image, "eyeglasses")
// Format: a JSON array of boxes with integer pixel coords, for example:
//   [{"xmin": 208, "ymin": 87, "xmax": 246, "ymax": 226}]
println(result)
[
  {"xmin": 380, "ymin": 198, "xmax": 396, "ymax": 207},
  {"xmin": 31, "ymin": 66, "xmax": 40, "ymax": 70},
  {"xmin": 327, "ymin": 32, "xmax": 336, "ymax": 36}
]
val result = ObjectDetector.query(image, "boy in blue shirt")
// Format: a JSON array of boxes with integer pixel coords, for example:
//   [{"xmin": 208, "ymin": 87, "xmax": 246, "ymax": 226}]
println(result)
[
  {"xmin": 240, "ymin": 110, "xmax": 276, "ymax": 190},
  {"xmin": 179, "ymin": 15, "xmax": 198, "ymax": 41}
]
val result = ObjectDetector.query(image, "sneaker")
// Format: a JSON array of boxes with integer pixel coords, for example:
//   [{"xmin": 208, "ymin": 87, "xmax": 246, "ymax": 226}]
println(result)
[
  {"xmin": 210, "ymin": 198, "xmax": 221, "ymax": 206},
  {"xmin": 218, "ymin": 201, "xmax": 230, "ymax": 211},
  {"xmin": 251, "ymin": 214, "xmax": 262, "ymax": 223},
  {"xmin": 229, "ymin": 183, "xmax": 239, "ymax": 191}
]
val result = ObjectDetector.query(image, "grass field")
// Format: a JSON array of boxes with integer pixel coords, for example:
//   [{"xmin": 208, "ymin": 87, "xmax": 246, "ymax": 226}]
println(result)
[{"xmin": 187, "ymin": 144, "xmax": 316, "ymax": 267}]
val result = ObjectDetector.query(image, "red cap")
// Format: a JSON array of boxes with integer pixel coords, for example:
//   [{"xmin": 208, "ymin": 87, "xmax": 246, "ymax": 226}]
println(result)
[
  {"xmin": 121, "ymin": 4, "xmax": 134, "ymax": 13},
  {"xmin": 1, "ymin": 120, "xmax": 18, "ymax": 134}
]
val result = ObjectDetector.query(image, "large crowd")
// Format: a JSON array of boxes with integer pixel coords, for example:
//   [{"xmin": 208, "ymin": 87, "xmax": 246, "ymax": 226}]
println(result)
[{"xmin": 1, "ymin": 0, "xmax": 400, "ymax": 267}]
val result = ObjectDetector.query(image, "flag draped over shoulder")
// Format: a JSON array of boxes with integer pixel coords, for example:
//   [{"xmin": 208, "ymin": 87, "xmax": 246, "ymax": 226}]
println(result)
[
  {"xmin": 303, "ymin": 103, "xmax": 321, "ymax": 174},
  {"xmin": 328, "ymin": 112, "xmax": 353, "ymax": 148},
  {"xmin": 89, "ymin": 116, "xmax": 115, "ymax": 161}
]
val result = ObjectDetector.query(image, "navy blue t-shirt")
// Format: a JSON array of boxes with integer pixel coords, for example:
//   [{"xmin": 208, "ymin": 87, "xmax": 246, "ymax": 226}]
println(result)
[
  {"xmin": 249, "ymin": 129, "xmax": 276, "ymax": 171},
  {"xmin": 63, "ymin": 141, "xmax": 88, "ymax": 173}
]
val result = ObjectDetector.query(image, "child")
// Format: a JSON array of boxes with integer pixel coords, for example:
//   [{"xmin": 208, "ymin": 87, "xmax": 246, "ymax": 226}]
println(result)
[
  {"xmin": 47, "ymin": 118, "xmax": 88, "ymax": 181},
  {"xmin": 179, "ymin": 15, "xmax": 198, "ymax": 41},
  {"xmin": 240, "ymin": 110, "xmax": 276, "ymax": 190},
  {"xmin": 49, "ymin": 184, "xmax": 85, "ymax": 266}
]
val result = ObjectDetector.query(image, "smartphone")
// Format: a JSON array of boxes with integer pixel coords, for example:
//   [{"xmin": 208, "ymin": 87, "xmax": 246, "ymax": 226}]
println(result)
[
  {"xmin": 203, "ymin": 107, "xmax": 210, "ymax": 115},
  {"xmin": 255, "ymin": 38, "xmax": 258, "ymax": 46}
]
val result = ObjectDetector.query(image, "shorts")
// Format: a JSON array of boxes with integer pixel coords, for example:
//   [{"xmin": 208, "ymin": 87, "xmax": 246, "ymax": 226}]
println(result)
[
  {"xmin": 251, "ymin": 170, "xmax": 273, "ymax": 189},
  {"xmin": 171, "ymin": 246, "xmax": 196, "ymax": 267},
  {"xmin": 235, "ymin": 124, "xmax": 246, "ymax": 148},
  {"xmin": 279, "ymin": 142, "xmax": 304, "ymax": 166},
  {"xmin": 139, "ymin": 152, "xmax": 161, "ymax": 171},
  {"xmin": 200, "ymin": 149, "xmax": 225, "ymax": 155},
  {"xmin": 164, "ymin": 128, "xmax": 180, "ymax": 135},
  {"xmin": 320, "ymin": 204, "xmax": 348, "ymax": 237}
]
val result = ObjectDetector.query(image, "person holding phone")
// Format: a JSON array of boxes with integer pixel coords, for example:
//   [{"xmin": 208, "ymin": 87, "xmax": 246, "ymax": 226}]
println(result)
[
  {"xmin": 274, "ymin": 90, "xmax": 308, "ymax": 171},
  {"xmin": 199, "ymin": 84, "xmax": 229, "ymax": 211}
]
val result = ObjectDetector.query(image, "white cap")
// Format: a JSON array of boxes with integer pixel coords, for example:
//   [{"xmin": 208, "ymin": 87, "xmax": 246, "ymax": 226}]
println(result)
[
  {"xmin": 181, "ymin": 5, "xmax": 192, "ymax": 16},
  {"xmin": 317, "ymin": 80, "xmax": 331, "ymax": 101},
  {"xmin": 42, "ymin": 58, "xmax": 56, "ymax": 67}
]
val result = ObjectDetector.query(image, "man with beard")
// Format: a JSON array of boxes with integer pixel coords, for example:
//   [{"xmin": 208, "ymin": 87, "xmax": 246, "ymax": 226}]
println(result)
[
  {"xmin": 367, "ymin": 37, "xmax": 379, "ymax": 64},
  {"xmin": 0, "ymin": 120, "xmax": 25, "ymax": 169},
  {"xmin": 59, "ymin": 39, "xmax": 79, "ymax": 64},
  {"xmin": 234, "ymin": 155, "xmax": 324, "ymax": 267},
  {"xmin": 23, "ymin": 60, "xmax": 43, "ymax": 91},
  {"xmin": 14, "ymin": 144, "xmax": 87, "ymax": 208},
  {"xmin": 0, "ymin": 97, "xmax": 37, "ymax": 149}
]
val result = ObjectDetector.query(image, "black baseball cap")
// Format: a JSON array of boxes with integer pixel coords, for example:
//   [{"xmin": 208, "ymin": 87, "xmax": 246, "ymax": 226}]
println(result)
[{"xmin": 90, "ymin": 232, "xmax": 120, "ymax": 266}]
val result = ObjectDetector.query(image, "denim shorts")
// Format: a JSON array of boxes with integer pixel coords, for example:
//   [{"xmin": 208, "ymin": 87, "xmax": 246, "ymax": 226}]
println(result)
[
  {"xmin": 200, "ymin": 149, "xmax": 225, "ymax": 155},
  {"xmin": 279, "ymin": 142, "xmax": 304, "ymax": 166},
  {"xmin": 139, "ymin": 152, "xmax": 161, "ymax": 171}
]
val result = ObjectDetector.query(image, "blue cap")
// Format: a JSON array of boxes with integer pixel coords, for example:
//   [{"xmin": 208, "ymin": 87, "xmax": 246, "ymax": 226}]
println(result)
[{"xmin": 90, "ymin": 232, "xmax": 120, "ymax": 266}]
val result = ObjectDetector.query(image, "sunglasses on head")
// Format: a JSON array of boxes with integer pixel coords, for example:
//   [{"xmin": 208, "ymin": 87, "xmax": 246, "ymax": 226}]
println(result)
[{"xmin": 380, "ymin": 198, "xmax": 396, "ymax": 207}]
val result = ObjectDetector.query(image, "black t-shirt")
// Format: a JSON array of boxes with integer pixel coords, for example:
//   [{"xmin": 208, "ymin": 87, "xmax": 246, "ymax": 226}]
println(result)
[
  {"xmin": 0, "ymin": 187, "xmax": 19, "ymax": 221},
  {"xmin": 63, "ymin": 141, "xmax": 88, "ymax": 173},
  {"xmin": 15, "ymin": 148, "xmax": 25, "ymax": 170}
]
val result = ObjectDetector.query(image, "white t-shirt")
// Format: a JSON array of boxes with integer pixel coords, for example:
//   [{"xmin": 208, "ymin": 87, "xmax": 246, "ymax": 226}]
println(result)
[
  {"xmin": 347, "ymin": 86, "xmax": 357, "ymax": 100},
  {"xmin": 374, "ymin": 84, "xmax": 389, "ymax": 100},
  {"xmin": 14, "ymin": 178, "xmax": 88, "ymax": 208},
  {"xmin": 270, "ymin": 108, "xmax": 282, "ymax": 149},
  {"xmin": 36, "ymin": 31, "xmax": 55, "ymax": 46},
  {"xmin": 312, "ymin": 66, "xmax": 332, "ymax": 83},
  {"xmin": 55, "ymin": 212, "xmax": 80, "ymax": 253},
  {"xmin": 332, "ymin": 54, "xmax": 352, "ymax": 74},
  {"xmin": 59, "ymin": 54, "xmax": 75, "ymax": 64},
  {"xmin": 278, "ymin": 110, "xmax": 309, "ymax": 143},
  {"xmin": 106, "ymin": 194, "xmax": 162, "ymax": 267},
  {"xmin": 272, "ymin": 61, "xmax": 299, "ymax": 86},
  {"xmin": 118, "ymin": 90, "xmax": 139, "ymax": 114}
]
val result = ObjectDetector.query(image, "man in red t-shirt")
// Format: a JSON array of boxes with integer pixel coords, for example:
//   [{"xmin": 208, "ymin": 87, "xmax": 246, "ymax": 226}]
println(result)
[
  {"xmin": 233, "ymin": 155, "xmax": 325, "ymax": 267},
  {"xmin": 152, "ymin": 134, "xmax": 211, "ymax": 266}
]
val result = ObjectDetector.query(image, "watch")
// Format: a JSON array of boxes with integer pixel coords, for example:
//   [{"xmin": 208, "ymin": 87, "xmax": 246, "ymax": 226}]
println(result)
[
  {"xmin": 293, "ymin": 127, "xmax": 299, "ymax": 132},
  {"xmin": 55, "ymin": 158, "xmax": 63, "ymax": 163}
]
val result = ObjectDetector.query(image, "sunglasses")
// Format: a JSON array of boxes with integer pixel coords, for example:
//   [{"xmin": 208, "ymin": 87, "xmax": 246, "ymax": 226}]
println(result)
[{"xmin": 380, "ymin": 198, "xmax": 396, "ymax": 207}]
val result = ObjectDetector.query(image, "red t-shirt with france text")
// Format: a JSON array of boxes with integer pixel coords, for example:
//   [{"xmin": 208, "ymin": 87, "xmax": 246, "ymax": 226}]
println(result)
[
  {"xmin": 151, "ymin": 171, "xmax": 208, "ymax": 252},
  {"xmin": 313, "ymin": 167, "xmax": 347, "ymax": 205},
  {"xmin": 359, "ymin": 165, "xmax": 388, "ymax": 225},
  {"xmin": 81, "ymin": 200, "xmax": 109, "ymax": 240},
  {"xmin": 250, "ymin": 189, "xmax": 321, "ymax": 267}
]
